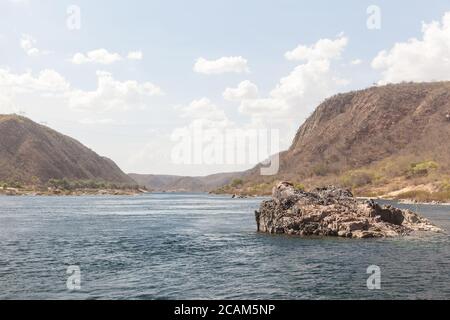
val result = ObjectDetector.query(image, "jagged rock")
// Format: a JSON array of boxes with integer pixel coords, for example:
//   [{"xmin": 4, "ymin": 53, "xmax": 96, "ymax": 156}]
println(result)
[{"xmin": 255, "ymin": 182, "xmax": 443, "ymax": 238}]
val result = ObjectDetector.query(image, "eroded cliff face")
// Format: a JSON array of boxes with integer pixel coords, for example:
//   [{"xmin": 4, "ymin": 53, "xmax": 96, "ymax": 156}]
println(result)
[
  {"xmin": 255, "ymin": 182, "xmax": 442, "ymax": 238},
  {"xmin": 285, "ymin": 82, "xmax": 450, "ymax": 174},
  {"xmin": 239, "ymin": 82, "xmax": 450, "ymax": 195}
]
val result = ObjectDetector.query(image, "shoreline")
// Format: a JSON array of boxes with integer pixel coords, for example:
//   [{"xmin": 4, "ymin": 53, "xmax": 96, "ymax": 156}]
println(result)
[
  {"xmin": 1, "ymin": 188, "xmax": 450, "ymax": 204},
  {"xmin": 214, "ymin": 191, "xmax": 450, "ymax": 205},
  {"xmin": 356, "ymin": 196, "xmax": 450, "ymax": 206},
  {"xmin": 0, "ymin": 188, "xmax": 147, "ymax": 197}
]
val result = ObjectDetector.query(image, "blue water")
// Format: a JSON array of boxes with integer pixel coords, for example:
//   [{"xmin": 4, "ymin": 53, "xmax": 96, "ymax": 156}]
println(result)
[{"xmin": 0, "ymin": 193, "xmax": 449, "ymax": 300}]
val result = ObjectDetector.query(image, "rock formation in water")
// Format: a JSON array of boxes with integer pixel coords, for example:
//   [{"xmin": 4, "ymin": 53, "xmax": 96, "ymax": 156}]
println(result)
[{"xmin": 255, "ymin": 182, "xmax": 442, "ymax": 238}]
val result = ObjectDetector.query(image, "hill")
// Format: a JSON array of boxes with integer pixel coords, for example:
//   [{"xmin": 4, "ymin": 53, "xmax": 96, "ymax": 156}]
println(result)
[
  {"xmin": 0, "ymin": 114, "xmax": 135, "ymax": 186},
  {"xmin": 217, "ymin": 82, "xmax": 450, "ymax": 201},
  {"xmin": 128, "ymin": 172, "xmax": 236, "ymax": 192}
]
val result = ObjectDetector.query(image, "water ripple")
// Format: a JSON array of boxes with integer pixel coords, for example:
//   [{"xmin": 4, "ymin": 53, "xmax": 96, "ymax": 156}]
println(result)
[{"xmin": 0, "ymin": 194, "xmax": 449, "ymax": 299}]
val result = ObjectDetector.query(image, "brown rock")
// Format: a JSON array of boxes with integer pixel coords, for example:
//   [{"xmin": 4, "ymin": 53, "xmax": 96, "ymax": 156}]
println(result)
[{"xmin": 255, "ymin": 182, "xmax": 443, "ymax": 238}]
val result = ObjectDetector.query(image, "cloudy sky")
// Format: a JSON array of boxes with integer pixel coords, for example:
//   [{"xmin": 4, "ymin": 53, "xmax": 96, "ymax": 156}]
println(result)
[{"xmin": 1, "ymin": 0, "xmax": 450, "ymax": 176}]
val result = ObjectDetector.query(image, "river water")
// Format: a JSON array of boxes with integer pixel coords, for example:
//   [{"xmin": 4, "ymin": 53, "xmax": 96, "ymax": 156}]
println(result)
[{"xmin": 0, "ymin": 193, "xmax": 449, "ymax": 299}]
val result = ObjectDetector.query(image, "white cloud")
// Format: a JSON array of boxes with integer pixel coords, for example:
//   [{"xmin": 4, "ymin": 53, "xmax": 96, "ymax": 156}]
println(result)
[
  {"xmin": 69, "ymin": 71, "xmax": 163, "ymax": 112},
  {"xmin": 0, "ymin": 67, "xmax": 166, "ymax": 176},
  {"xmin": 0, "ymin": 90, "xmax": 16, "ymax": 114},
  {"xmin": 270, "ymin": 59, "xmax": 349, "ymax": 107},
  {"xmin": 243, "ymin": 36, "xmax": 349, "ymax": 119},
  {"xmin": 0, "ymin": 68, "xmax": 70, "ymax": 94},
  {"xmin": 178, "ymin": 98, "xmax": 228, "ymax": 122},
  {"xmin": 223, "ymin": 80, "xmax": 259, "ymax": 101},
  {"xmin": 351, "ymin": 59, "xmax": 362, "ymax": 65},
  {"xmin": 0, "ymin": 68, "xmax": 163, "ymax": 114},
  {"xmin": 285, "ymin": 36, "xmax": 348, "ymax": 61},
  {"xmin": 0, "ymin": 68, "xmax": 71, "ymax": 114},
  {"xmin": 372, "ymin": 11, "xmax": 450, "ymax": 84},
  {"xmin": 239, "ymin": 98, "xmax": 289, "ymax": 118},
  {"xmin": 166, "ymin": 36, "xmax": 350, "ymax": 162},
  {"xmin": 71, "ymin": 49, "xmax": 123, "ymax": 65},
  {"xmin": 193, "ymin": 56, "xmax": 249, "ymax": 75},
  {"xmin": 236, "ymin": 36, "xmax": 350, "ymax": 149},
  {"xmin": 20, "ymin": 34, "xmax": 48, "ymax": 57},
  {"xmin": 127, "ymin": 51, "xmax": 143, "ymax": 60},
  {"xmin": 71, "ymin": 49, "xmax": 145, "ymax": 64},
  {"xmin": 171, "ymin": 36, "xmax": 350, "ymax": 166}
]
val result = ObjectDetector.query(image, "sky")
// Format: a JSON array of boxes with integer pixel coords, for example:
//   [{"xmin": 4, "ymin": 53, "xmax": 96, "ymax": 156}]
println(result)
[{"xmin": 1, "ymin": 0, "xmax": 450, "ymax": 176}]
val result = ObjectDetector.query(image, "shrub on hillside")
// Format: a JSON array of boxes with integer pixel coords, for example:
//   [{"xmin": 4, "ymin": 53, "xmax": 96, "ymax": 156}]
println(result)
[
  {"xmin": 294, "ymin": 183, "xmax": 306, "ymax": 191},
  {"xmin": 340, "ymin": 170, "xmax": 374, "ymax": 188},
  {"xmin": 230, "ymin": 179, "xmax": 244, "ymax": 188},
  {"xmin": 47, "ymin": 179, "xmax": 139, "ymax": 191},
  {"xmin": 395, "ymin": 190, "xmax": 450, "ymax": 202},
  {"xmin": 407, "ymin": 161, "xmax": 439, "ymax": 178},
  {"xmin": 312, "ymin": 163, "xmax": 329, "ymax": 176}
]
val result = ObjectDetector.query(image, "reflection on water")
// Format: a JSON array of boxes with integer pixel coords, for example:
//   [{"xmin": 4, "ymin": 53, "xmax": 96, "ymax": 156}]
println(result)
[{"xmin": 0, "ymin": 193, "xmax": 449, "ymax": 299}]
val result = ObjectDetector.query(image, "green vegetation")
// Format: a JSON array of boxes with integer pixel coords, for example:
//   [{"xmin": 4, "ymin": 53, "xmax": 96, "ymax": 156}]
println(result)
[
  {"xmin": 214, "ymin": 180, "xmax": 274, "ymax": 196},
  {"xmin": 441, "ymin": 180, "xmax": 450, "ymax": 192},
  {"xmin": 407, "ymin": 161, "xmax": 439, "ymax": 178},
  {"xmin": 340, "ymin": 170, "xmax": 374, "ymax": 188},
  {"xmin": 245, "ymin": 182, "xmax": 274, "ymax": 195},
  {"xmin": 0, "ymin": 179, "xmax": 143, "ymax": 191},
  {"xmin": 294, "ymin": 183, "xmax": 305, "ymax": 191},
  {"xmin": 215, "ymin": 179, "xmax": 244, "ymax": 194},
  {"xmin": 344, "ymin": 157, "xmax": 442, "ymax": 182},
  {"xmin": 394, "ymin": 190, "xmax": 450, "ymax": 202},
  {"xmin": 0, "ymin": 181, "xmax": 23, "ymax": 189},
  {"xmin": 0, "ymin": 178, "xmax": 146, "ymax": 195},
  {"xmin": 213, "ymin": 156, "xmax": 450, "ymax": 202},
  {"xmin": 47, "ymin": 178, "xmax": 142, "ymax": 191},
  {"xmin": 230, "ymin": 178, "xmax": 244, "ymax": 188},
  {"xmin": 214, "ymin": 185, "xmax": 231, "ymax": 194}
]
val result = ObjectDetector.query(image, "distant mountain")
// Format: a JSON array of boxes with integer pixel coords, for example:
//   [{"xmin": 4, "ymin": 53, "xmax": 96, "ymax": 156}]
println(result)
[
  {"xmin": 0, "ymin": 114, "xmax": 135, "ymax": 185},
  {"xmin": 221, "ymin": 82, "xmax": 450, "ymax": 199},
  {"xmin": 128, "ymin": 172, "xmax": 237, "ymax": 192}
]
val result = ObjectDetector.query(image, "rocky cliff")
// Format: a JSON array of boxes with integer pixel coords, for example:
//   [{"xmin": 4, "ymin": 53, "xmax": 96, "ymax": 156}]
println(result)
[
  {"xmin": 224, "ymin": 82, "xmax": 450, "ymax": 200},
  {"xmin": 255, "ymin": 182, "xmax": 442, "ymax": 238}
]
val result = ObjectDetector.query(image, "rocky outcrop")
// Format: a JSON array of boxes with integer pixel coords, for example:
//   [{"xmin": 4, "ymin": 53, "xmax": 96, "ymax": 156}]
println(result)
[{"xmin": 255, "ymin": 182, "xmax": 443, "ymax": 238}]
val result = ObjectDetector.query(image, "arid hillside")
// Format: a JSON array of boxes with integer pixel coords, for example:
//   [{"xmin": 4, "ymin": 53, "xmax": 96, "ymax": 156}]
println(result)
[
  {"xmin": 218, "ymin": 82, "xmax": 450, "ymax": 201},
  {"xmin": 0, "ymin": 115, "xmax": 135, "ymax": 186}
]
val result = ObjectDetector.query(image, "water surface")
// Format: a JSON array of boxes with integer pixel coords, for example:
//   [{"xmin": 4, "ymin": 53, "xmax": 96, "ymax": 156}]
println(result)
[{"xmin": 0, "ymin": 193, "xmax": 449, "ymax": 299}]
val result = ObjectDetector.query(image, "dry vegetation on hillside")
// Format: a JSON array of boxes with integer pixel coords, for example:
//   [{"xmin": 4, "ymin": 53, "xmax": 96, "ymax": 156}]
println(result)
[
  {"xmin": 0, "ymin": 114, "xmax": 136, "ymax": 189},
  {"xmin": 215, "ymin": 82, "xmax": 450, "ymax": 202}
]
